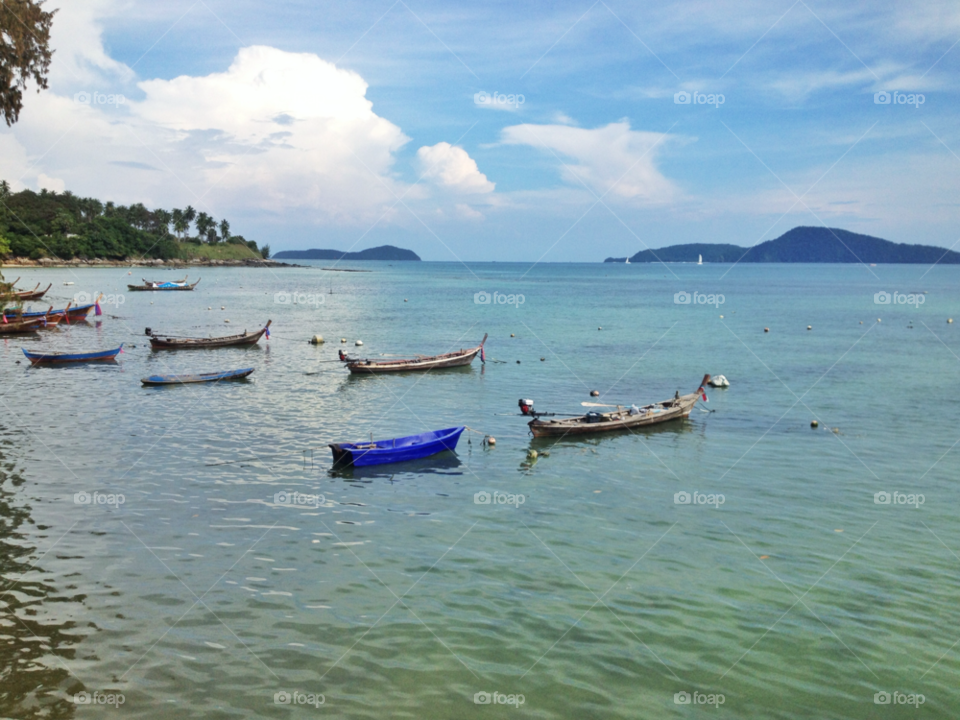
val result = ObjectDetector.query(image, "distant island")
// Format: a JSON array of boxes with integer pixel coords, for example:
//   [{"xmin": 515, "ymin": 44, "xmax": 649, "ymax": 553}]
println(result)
[
  {"xmin": 604, "ymin": 227, "xmax": 960, "ymax": 264},
  {"xmin": 274, "ymin": 245, "xmax": 420, "ymax": 261}
]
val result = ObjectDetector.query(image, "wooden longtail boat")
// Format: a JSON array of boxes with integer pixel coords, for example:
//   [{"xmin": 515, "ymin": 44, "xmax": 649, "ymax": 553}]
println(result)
[
  {"xmin": 5, "ymin": 296, "xmax": 97, "ymax": 321},
  {"xmin": 141, "ymin": 367, "xmax": 254, "ymax": 385},
  {"xmin": 148, "ymin": 320, "xmax": 271, "ymax": 350},
  {"xmin": 142, "ymin": 277, "xmax": 187, "ymax": 286},
  {"xmin": 0, "ymin": 305, "xmax": 71, "ymax": 333},
  {"xmin": 330, "ymin": 427, "xmax": 465, "ymax": 467},
  {"xmin": 127, "ymin": 279, "xmax": 200, "ymax": 291},
  {"xmin": 22, "ymin": 344, "xmax": 123, "ymax": 364},
  {"xmin": 341, "ymin": 334, "xmax": 487, "ymax": 374},
  {"xmin": 527, "ymin": 375, "xmax": 711, "ymax": 438},
  {"xmin": 13, "ymin": 283, "xmax": 52, "ymax": 300}
]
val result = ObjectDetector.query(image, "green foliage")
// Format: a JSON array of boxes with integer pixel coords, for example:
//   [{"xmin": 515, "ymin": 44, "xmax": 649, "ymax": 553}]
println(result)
[
  {"xmin": 0, "ymin": 0, "xmax": 56, "ymax": 126},
  {"xmin": 260, "ymin": 243, "xmax": 270, "ymax": 259},
  {"xmin": 0, "ymin": 183, "xmax": 261, "ymax": 260}
]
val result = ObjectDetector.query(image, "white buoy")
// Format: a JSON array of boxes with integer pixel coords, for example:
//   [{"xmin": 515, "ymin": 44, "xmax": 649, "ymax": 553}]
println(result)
[
  {"xmin": 224, "ymin": 319, "xmax": 230, "ymax": 323},
  {"xmin": 341, "ymin": 338, "xmax": 346, "ymax": 343},
  {"xmin": 355, "ymin": 340, "xmax": 363, "ymax": 346},
  {"xmin": 708, "ymin": 375, "xmax": 730, "ymax": 388},
  {"xmin": 310, "ymin": 335, "xmax": 324, "ymax": 345}
]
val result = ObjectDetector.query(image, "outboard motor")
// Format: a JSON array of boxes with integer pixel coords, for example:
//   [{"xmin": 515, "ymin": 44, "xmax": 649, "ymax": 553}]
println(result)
[
  {"xmin": 338, "ymin": 349, "xmax": 348, "ymax": 361},
  {"xmin": 144, "ymin": 327, "xmax": 152, "ymax": 336},
  {"xmin": 518, "ymin": 398, "xmax": 535, "ymax": 416}
]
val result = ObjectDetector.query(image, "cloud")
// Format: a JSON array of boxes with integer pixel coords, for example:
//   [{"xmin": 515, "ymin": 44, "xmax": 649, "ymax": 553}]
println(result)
[
  {"xmin": 416, "ymin": 142, "xmax": 494, "ymax": 194},
  {"xmin": 500, "ymin": 121, "xmax": 677, "ymax": 204}
]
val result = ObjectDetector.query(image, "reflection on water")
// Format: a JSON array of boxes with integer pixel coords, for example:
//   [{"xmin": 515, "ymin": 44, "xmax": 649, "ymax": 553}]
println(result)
[
  {"xmin": 326, "ymin": 452, "xmax": 463, "ymax": 481},
  {"xmin": 0, "ymin": 441, "xmax": 82, "ymax": 719}
]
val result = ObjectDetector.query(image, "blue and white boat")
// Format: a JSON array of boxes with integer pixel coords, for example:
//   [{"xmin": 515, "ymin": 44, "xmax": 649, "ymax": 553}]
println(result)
[
  {"xmin": 329, "ymin": 427, "xmax": 465, "ymax": 467},
  {"xmin": 141, "ymin": 367, "xmax": 254, "ymax": 386}
]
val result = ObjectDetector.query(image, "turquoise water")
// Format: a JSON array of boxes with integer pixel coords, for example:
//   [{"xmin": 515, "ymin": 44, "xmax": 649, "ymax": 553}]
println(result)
[{"xmin": 1, "ymin": 261, "xmax": 959, "ymax": 718}]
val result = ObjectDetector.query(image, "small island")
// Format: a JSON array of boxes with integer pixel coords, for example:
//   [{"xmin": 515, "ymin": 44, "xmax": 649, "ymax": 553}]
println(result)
[
  {"xmin": 605, "ymin": 227, "xmax": 960, "ymax": 264},
  {"xmin": 273, "ymin": 245, "xmax": 421, "ymax": 261}
]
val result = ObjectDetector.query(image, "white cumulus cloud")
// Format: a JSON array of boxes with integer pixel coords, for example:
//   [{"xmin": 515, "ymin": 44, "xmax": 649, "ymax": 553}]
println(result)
[
  {"xmin": 416, "ymin": 142, "xmax": 494, "ymax": 194},
  {"xmin": 500, "ymin": 121, "xmax": 677, "ymax": 205}
]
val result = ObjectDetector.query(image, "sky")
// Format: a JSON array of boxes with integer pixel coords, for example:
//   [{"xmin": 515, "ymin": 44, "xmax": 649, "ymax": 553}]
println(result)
[{"xmin": 1, "ymin": 0, "xmax": 959, "ymax": 261}]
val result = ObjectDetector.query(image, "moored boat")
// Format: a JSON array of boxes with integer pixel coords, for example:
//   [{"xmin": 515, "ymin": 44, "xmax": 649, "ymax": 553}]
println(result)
[
  {"xmin": 527, "ymin": 375, "xmax": 711, "ymax": 438},
  {"xmin": 142, "ymin": 277, "xmax": 188, "ymax": 286},
  {"xmin": 148, "ymin": 321, "xmax": 271, "ymax": 349},
  {"xmin": 141, "ymin": 368, "xmax": 254, "ymax": 385},
  {"xmin": 127, "ymin": 279, "xmax": 200, "ymax": 291},
  {"xmin": 5, "ymin": 298, "xmax": 92, "ymax": 322},
  {"xmin": 330, "ymin": 427, "xmax": 465, "ymax": 467},
  {"xmin": 13, "ymin": 282, "xmax": 52, "ymax": 300},
  {"xmin": 22, "ymin": 344, "xmax": 124, "ymax": 364},
  {"xmin": 340, "ymin": 334, "xmax": 486, "ymax": 374}
]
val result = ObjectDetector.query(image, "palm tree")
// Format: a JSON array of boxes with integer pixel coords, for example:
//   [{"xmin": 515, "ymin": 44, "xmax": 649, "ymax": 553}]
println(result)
[
  {"xmin": 219, "ymin": 219, "xmax": 230, "ymax": 242},
  {"xmin": 153, "ymin": 209, "xmax": 172, "ymax": 236},
  {"xmin": 183, "ymin": 205, "xmax": 196, "ymax": 238},
  {"xmin": 195, "ymin": 212, "xmax": 213, "ymax": 242},
  {"xmin": 171, "ymin": 208, "xmax": 185, "ymax": 239}
]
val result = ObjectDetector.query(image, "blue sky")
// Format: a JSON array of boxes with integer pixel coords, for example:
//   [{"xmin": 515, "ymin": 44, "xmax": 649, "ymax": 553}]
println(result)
[{"xmin": 2, "ymin": 0, "xmax": 958, "ymax": 260}]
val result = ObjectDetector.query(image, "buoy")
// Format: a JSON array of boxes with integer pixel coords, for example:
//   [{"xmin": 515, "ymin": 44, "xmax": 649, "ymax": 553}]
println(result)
[
  {"xmin": 811, "ymin": 420, "xmax": 818, "ymax": 428},
  {"xmin": 486, "ymin": 437, "xmax": 496, "ymax": 446},
  {"xmin": 510, "ymin": 333, "xmax": 515, "ymax": 337},
  {"xmin": 128, "ymin": 271, "xmax": 132, "ymax": 275},
  {"xmin": 719, "ymin": 315, "xmax": 724, "ymax": 319},
  {"xmin": 221, "ymin": 306, "xmax": 225, "ymax": 310},
  {"xmin": 708, "ymin": 375, "xmax": 729, "ymax": 388},
  {"xmin": 859, "ymin": 321, "xmax": 863, "ymax": 324},
  {"xmin": 877, "ymin": 319, "xmax": 881, "ymax": 323},
  {"xmin": 516, "ymin": 360, "xmax": 521, "ymax": 364},
  {"xmin": 764, "ymin": 327, "xmax": 769, "ymax": 332},
  {"xmin": 310, "ymin": 335, "xmax": 324, "ymax": 345},
  {"xmin": 598, "ymin": 327, "xmax": 602, "ymax": 330},
  {"xmin": 207, "ymin": 306, "xmax": 212, "ymax": 310},
  {"xmin": 949, "ymin": 319, "xmax": 954, "ymax": 324},
  {"xmin": 527, "ymin": 449, "xmax": 538, "ymax": 460},
  {"xmin": 355, "ymin": 340, "xmax": 363, "ymax": 346},
  {"xmin": 341, "ymin": 338, "xmax": 347, "ymax": 343},
  {"xmin": 832, "ymin": 427, "xmax": 840, "ymax": 434},
  {"xmin": 224, "ymin": 319, "xmax": 230, "ymax": 323},
  {"xmin": 404, "ymin": 299, "xmax": 408, "ymax": 302},
  {"xmin": 540, "ymin": 357, "xmax": 545, "ymax": 361},
  {"xmin": 807, "ymin": 325, "xmax": 812, "ymax": 330},
  {"xmin": 590, "ymin": 390, "xmax": 599, "ymax": 397}
]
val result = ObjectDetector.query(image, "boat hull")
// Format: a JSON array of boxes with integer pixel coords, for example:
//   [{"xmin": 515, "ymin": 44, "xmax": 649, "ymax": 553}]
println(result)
[
  {"xmin": 345, "ymin": 335, "xmax": 486, "ymax": 374},
  {"xmin": 23, "ymin": 344, "xmax": 123, "ymax": 364},
  {"xmin": 150, "ymin": 322, "xmax": 270, "ymax": 350},
  {"xmin": 5, "ymin": 304, "xmax": 94, "ymax": 320},
  {"xmin": 330, "ymin": 427, "xmax": 464, "ymax": 466},
  {"xmin": 141, "ymin": 368, "xmax": 254, "ymax": 385},
  {"xmin": 127, "ymin": 279, "xmax": 200, "ymax": 291},
  {"xmin": 527, "ymin": 377, "xmax": 709, "ymax": 438}
]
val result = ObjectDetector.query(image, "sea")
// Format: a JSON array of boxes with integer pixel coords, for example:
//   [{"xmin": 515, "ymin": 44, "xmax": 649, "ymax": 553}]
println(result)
[{"xmin": 1, "ymin": 260, "xmax": 958, "ymax": 719}]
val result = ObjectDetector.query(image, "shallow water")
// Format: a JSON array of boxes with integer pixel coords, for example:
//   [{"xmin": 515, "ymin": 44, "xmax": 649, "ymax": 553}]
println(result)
[{"xmin": 1, "ymin": 261, "xmax": 958, "ymax": 718}]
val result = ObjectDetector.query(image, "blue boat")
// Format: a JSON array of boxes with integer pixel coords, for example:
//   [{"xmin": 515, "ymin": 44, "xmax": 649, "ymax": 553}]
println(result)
[
  {"xmin": 141, "ymin": 367, "xmax": 254, "ymax": 386},
  {"xmin": 329, "ymin": 427, "xmax": 465, "ymax": 467},
  {"xmin": 23, "ymin": 344, "xmax": 123, "ymax": 365},
  {"xmin": 5, "ymin": 302, "xmax": 98, "ymax": 321}
]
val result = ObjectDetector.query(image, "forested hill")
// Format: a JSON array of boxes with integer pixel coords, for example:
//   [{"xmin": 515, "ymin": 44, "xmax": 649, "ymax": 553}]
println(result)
[
  {"xmin": 274, "ymin": 245, "xmax": 421, "ymax": 261},
  {"xmin": 0, "ymin": 182, "xmax": 266, "ymax": 260},
  {"xmin": 605, "ymin": 227, "xmax": 960, "ymax": 264}
]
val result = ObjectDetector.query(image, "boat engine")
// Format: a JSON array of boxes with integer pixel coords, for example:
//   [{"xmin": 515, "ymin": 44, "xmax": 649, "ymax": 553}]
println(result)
[
  {"xmin": 518, "ymin": 398, "xmax": 535, "ymax": 415},
  {"xmin": 144, "ymin": 327, "xmax": 152, "ymax": 336}
]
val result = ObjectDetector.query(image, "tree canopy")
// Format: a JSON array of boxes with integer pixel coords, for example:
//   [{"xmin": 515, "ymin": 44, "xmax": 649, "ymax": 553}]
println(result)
[{"xmin": 0, "ymin": 0, "xmax": 55, "ymax": 126}]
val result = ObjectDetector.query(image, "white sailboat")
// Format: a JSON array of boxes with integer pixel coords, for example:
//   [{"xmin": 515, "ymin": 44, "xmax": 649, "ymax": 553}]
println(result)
[
  {"xmin": 625, "ymin": 257, "xmax": 630, "ymax": 264},
  {"xmin": 697, "ymin": 254, "xmax": 703, "ymax": 265}
]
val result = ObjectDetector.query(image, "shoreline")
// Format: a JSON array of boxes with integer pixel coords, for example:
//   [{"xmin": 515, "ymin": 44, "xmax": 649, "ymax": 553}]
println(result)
[{"xmin": 1, "ymin": 258, "xmax": 302, "ymax": 269}]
